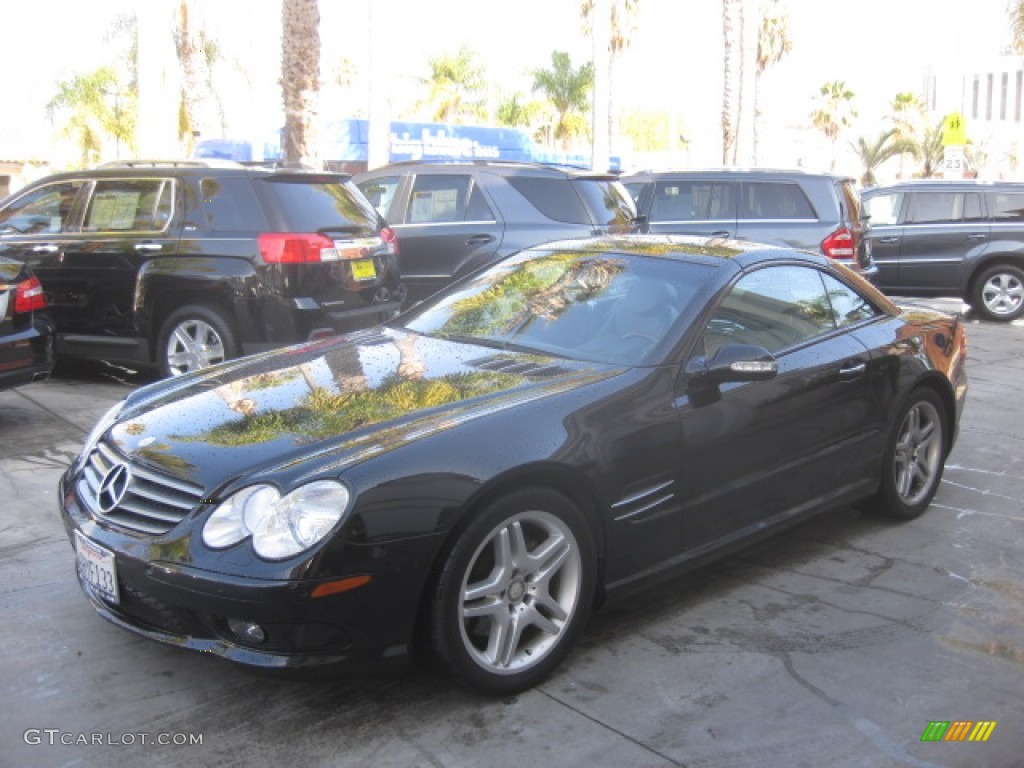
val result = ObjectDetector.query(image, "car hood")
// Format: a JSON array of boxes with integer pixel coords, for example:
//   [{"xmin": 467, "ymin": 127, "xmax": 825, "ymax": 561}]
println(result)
[{"xmin": 105, "ymin": 328, "xmax": 621, "ymax": 491}]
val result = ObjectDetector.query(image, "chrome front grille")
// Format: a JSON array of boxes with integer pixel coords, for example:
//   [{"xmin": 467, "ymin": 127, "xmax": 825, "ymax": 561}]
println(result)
[{"xmin": 78, "ymin": 441, "xmax": 205, "ymax": 535}]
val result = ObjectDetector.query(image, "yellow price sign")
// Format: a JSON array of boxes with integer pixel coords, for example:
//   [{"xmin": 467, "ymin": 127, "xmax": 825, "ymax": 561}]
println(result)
[{"xmin": 942, "ymin": 112, "xmax": 967, "ymax": 146}]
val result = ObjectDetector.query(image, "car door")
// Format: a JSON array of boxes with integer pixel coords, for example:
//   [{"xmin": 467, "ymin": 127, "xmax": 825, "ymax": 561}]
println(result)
[
  {"xmin": 677, "ymin": 264, "xmax": 880, "ymax": 551},
  {"xmin": 388, "ymin": 172, "xmax": 504, "ymax": 302},
  {"xmin": 0, "ymin": 178, "xmax": 88, "ymax": 332},
  {"xmin": 894, "ymin": 189, "xmax": 987, "ymax": 292},
  {"xmin": 644, "ymin": 177, "xmax": 738, "ymax": 238},
  {"xmin": 59, "ymin": 177, "xmax": 180, "ymax": 340}
]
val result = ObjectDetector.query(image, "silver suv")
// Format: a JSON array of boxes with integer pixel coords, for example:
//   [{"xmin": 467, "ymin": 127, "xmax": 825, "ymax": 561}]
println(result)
[
  {"xmin": 620, "ymin": 168, "xmax": 876, "ymax": 279},
  {"xmin": 863, "ymin": 180, "xmax": 1024, "ymax": 321}
]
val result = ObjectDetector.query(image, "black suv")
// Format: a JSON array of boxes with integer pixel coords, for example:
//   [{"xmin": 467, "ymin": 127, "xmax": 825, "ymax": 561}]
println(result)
[
  {"xmin": 353, "ymin": 161, "xmax": 638, "ymax": 302},
  {"xmin": 862, "ymin": 180, "xmax": 1024, "ymax": 321},
  {"xmin": 620, "ymin": 168, "xmax": 876, "ymax": 279},
  {"xmin": 0, "ymin": 161, "xmax": 405, "ymax": 377}
]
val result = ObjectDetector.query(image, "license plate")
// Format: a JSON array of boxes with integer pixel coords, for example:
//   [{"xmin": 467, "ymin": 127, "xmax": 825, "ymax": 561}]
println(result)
[
  {"xmin": 350, "ymin": 259, "xmax": 377, "ymax": 281},
  {"xmin": 75, "ymin": 531, "xmax": 119, "ymax": 605}
]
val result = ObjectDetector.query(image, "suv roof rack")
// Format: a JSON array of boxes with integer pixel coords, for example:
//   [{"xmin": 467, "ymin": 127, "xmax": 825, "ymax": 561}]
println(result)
[{"xmin": 96, "ymin": 159, "xmax": 244, "ymax": 169}]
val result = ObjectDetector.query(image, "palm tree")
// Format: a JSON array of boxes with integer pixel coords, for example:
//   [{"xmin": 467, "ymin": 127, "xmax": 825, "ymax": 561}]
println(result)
[
  {"xmin": 532, "ymin": 51, "xmax": 594, "ymax": 150},
  {"xmin": 175, "ymin": 0, "xmax": 219, "ymax": 154},
  {"xmin": 918, "ymin": 120, "xmax": 946, "ymax": 178},
  {"xmin": 852, "ymin": 129, "xmax": 919, "ymax": 187},
  {"xmin": 810, "ymin": 80, "xmax": 856, "ymax": 170},
  {"xmin": 47, "ymin": 66, "xmax": 136, "ymax": 167},
  {"xmin": 1013, "ymin": 0, "xmax": 1024, "ymax": 53},
  {"xmin": 496, "ymin": 93, "xmax": 542, "ymax": 128},
  {"xmin": 753, "ymin": 0, "xmax": 792, "ymax": 165},
  {"xmin": 721, "ymin": 0, "xmax": 742, "ymax": 164},
  {"xmin": 889, "ymin": 91, "xmax": 925, "ymax": 179},
  {"xmin": 280, "ymin": 0, "xmax": 320, "ymax": 166},
  {"xmin": 419, "ymin": 46, "xmax": 486, "ymax": 123},
  {"xmin": 580, "ymin": 0, "xmax": 640, "ymax": 157},
  {"xmin": 890, "ymin": 91, "xmax": 925, "ymax": 139}
]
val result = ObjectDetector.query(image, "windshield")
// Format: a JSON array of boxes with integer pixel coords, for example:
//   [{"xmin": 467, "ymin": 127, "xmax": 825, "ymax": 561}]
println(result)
[{"xmin": 399, "ymin": 247, "xmax": 713, "ymax": 365}]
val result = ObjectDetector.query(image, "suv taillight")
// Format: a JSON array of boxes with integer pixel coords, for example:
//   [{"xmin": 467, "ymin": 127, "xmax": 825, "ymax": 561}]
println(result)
[
  {"xmin": 15, "ymin": 276, "xmax": 47, "ymax": 313},
  {"xmin": 821, "ymin": 227, "xmax": 856, "ymax": 261},
  {"xmin": 259, "ymin": 233, "xmax": 337, "ymax": 263},
  {"xmin": 381, "ymin": 226, "xmax": 399, "ymax": 256}
]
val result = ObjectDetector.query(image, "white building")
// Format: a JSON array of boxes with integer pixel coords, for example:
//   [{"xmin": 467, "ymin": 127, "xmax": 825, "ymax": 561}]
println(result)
[{"xmin": 925, "ymin": 55, "xmax": 1024, "ymax": 179}]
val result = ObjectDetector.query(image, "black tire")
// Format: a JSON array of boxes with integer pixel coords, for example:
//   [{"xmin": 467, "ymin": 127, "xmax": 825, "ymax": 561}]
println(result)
[
  {"xmin": 970, "ymin": 263, "xmax": 1024, "ymax": 322},
  {"xmin": 431, "ymin": 488, "xmax": 596, "ymax": 695},
  {"xmin": 157, "ymin": 304, "xmax": 237, "ymax": 378},
  {"xmin": 871, "ymin": 388, "xmax": 948, "ymax": 521}
]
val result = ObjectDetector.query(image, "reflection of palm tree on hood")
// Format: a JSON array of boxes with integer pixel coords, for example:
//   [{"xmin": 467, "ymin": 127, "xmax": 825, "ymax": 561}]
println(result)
[
  {"xmin": 326, "ymin": 344, "xmax": 369, "ymax": 393},
  {"xmin": 395, "ymin": 333, "xmax": 426, "ymax": 381}
]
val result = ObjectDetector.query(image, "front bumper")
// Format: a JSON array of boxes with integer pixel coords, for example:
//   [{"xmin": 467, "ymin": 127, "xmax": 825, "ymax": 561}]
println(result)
[{"xmin": 59, "ymin": 472, "xmax": 430, "ymax": 670}]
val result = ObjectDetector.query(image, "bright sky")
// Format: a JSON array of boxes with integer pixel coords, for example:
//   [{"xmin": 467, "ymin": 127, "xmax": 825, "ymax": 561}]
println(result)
[{"xmin": 0, "ymin": 0, "xmax": 1015, "ymax": 167}]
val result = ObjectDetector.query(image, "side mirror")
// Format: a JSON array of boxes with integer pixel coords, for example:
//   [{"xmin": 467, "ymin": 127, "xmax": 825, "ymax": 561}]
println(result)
[{"xmin": 685, "ymin": 343, "xmax": 778, "ymax": 386}]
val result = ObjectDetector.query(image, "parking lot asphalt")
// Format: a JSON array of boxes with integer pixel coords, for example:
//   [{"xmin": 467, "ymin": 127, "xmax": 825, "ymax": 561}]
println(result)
[{"xmin": 0, "ymin": 302, "xmax": 1021, "ymax": 768}]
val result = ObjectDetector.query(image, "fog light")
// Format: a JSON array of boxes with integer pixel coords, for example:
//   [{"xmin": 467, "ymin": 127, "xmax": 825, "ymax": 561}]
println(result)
[{"xmin": 227, "ymin": 619, "xmax": 266, "ymax": 644}]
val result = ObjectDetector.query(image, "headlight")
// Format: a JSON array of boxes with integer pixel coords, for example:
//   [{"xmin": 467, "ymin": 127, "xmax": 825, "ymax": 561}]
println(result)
[{"xmin": 202, "ymin": 480, "xmax": 350, "ymax": 560}]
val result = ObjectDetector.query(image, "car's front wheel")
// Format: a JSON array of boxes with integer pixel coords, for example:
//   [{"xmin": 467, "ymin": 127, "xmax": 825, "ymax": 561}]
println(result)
[
  {"xmin": 971, "ymin": 263, "xmax": 1024, "ymax": 321},
  {"xmin": 872, "ymin": 388, "xmax": 948, "ymax": 520},
  {"xmin": 157, "ymin": 305, "xmax": 237, "ymax": 377},
  {"xmin": 431, "ymin": 488, "xmax": 596, "ymax": 695}
]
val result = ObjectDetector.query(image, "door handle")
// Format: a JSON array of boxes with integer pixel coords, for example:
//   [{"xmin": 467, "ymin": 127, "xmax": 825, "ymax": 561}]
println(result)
[
  {"xmin": 32, "ymin": 244, "xmax": 59, "ymax": 254},
  {"xmin": 877, "ymin": 237, "xmax": 900, "ymax": 244},
  {"xmin": 966, "ymin": 233, "xmax": 987, "ymax": 240},
  {"xmin": 466, "ymin": 234, "xmax": 494, "ymax": 246},
  {"xmin": 709, "ymin": 230, "xmax": 732, "ymax": 238},
  {"xmin": 839, "ymin": 362, "xmax": 867, "ymax": 382},
  {"xmin": 134, "ymin": 243, "xmax": 163, "ymax": 252}
]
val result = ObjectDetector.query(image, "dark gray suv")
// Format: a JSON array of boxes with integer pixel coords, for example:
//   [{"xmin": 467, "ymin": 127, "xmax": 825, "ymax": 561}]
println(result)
[
  {"xmin": 862, "ymin": 180, "xmax": 1024, "ymax": 321},
  {"xmin": 354, "ymin": 161, "xmax": 638, "ymax": 303},
  {"xmin": 620, "ymin": 168, "xmax": 876, "ymax": 279}
]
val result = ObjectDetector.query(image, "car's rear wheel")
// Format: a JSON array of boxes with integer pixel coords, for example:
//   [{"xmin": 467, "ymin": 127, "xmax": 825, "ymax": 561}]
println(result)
[
  {"xmin": 158, "ymin": 305, "xmax": 237, "ymax": 378},
  {"xmin": 970, "ymin": 263, "xmax": 1024, "ymax": 321},
  {"xmin": 872, "ymin": 388, "xmax": 947, "ymax": 520},
  {"xmin": 431, "ymin": 488, "xmax": 596, "ymax": 695}
]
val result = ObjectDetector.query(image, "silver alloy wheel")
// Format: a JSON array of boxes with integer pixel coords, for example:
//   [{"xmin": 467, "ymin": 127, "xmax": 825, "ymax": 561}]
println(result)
[
  {"xmin": 458, "ymin": 509, "xmax": 583, "ymax": 675},
  {"xmin": 981, "ymin": 271, "xmax": 1024, "ymax": 317},
  {"xmin": 165, "ymin": 319, "xmax": 227, "ymax": 375},
  {"xmin": 893, "ymin": 399, "xmax": 943, "ymax": 506}
]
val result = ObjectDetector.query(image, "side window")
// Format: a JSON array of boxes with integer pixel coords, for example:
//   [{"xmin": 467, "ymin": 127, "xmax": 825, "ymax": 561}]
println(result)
[
  {"xmin": 198, "ymin": 178, "xmax": 263, "ymax": 232},
  {"xmin": 821, "ymin": 272, "xmax": 880, "ymax": 327},
  {"xmin": 905, "ymin": 192, "xmax": 960, "ymax": 224},
  {"xmin": 650, "ymin": 181, "xmax": 736, "ymax": 222},
  {"xmin": 356, "ymin": 175, "xmax": 401, "ymax": 220},
  {"xmin": 963, "ymin": 192, "xmax": 984, "ymax": 221},
  {"xmin": 408, "ymin": 174, "xmax": 470, "ymax": 224},
  {"xmin": 740, "ymin": 182, "xmax": 815, "ymax": 220},
  {"xmin": 84, "ymin": 179, "xmax": 174, "ymax": 232},
  {"xmin": 0, "ymin": 181, "xmax": 84, "ymax": 235},
  {"xmin": 989, "ymin": 192, "xmax": 1024, "ymax": 222},
  {"xmin": 864, "ymin": 193, "xmax": 903, "ymax": 225},
  {"xmin": 464, "ymin": 184, "xmax": 496, "ymax": 221},
  {"xmin": 703, "ymin": 266, "xmax": 836, "ymax": 356},
  {"xmin": 506, "ymin": 177, "xmax": 590, "ymax": 224}
]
